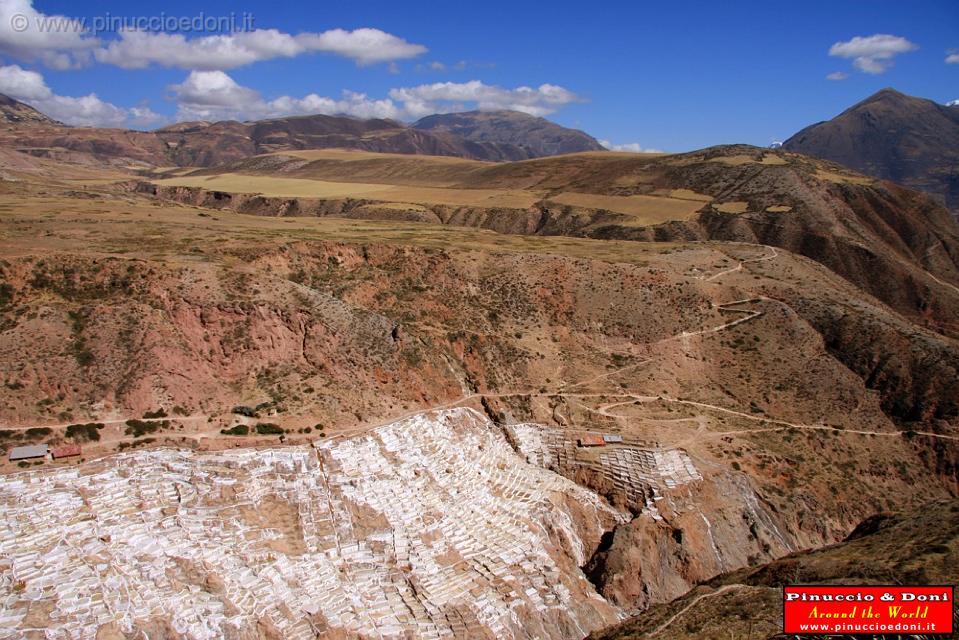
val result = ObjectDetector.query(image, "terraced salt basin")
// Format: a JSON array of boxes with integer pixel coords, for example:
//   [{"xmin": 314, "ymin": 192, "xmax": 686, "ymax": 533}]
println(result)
[
  {"xmin": 0, "ymin": 409, "xmax": 623, "ymax": 639},
  {"xmin": 0, "ymin": 408, "xmax": 711, "ymax": 639}
]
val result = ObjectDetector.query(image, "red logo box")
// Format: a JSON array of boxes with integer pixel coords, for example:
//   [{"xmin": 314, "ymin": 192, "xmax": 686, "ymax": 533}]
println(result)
[{"xmin": 784, "ymin": 585, "xmax": 954, "ymax": 635}]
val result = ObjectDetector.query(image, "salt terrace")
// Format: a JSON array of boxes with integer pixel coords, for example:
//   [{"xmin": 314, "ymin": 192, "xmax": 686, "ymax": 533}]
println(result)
[
  {"xmin": 0, "ymin": 408, "xmax": 664, "ymax": 639},
  {"xmin": 507, "ymin": 423, "xmax": 703, "ymax": 515}
]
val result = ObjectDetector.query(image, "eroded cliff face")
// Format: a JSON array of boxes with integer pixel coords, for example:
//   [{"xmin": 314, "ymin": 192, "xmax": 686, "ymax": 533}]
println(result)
[
  {"xmin": 581, "ymin": 474, "xmax": 795, "ymax": 611},
  {"xmin": 507, "ymin": 422, "xmax": 801, "ymax": 611}
]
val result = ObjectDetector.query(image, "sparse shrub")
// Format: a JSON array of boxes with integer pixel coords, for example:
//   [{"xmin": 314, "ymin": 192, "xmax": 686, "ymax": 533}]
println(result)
[
  {"xmin": 255, "ymin": 423, "xmax": 283, "ymax": 435},
  {"xmin": 143, "ymin": 408, "xmax": 167, "ymax": 419},
  {"xmin": 67, "ymin": 310, "xmax": 95, "ymax": 367},
  {"xmin": 65, "ymin": 423, "xmax": 104, "ymax": 442},
  {"xmin": 24, "ymin": 427, "xmax": 52, "ymax": 439},
  {"xmin": 220, "ymin": 425, "xmax": 249, "ymax": 436},
  {"xmin": 0, "ymin": 283, "xmax": 13, "ymax": 309},
  {"xmin": 125, "ymin": 419, "xmax": 166, "ymax": 438},
  {"xmin": 117, "ymin": 437, "xmax": 156, "ymax": 451}
]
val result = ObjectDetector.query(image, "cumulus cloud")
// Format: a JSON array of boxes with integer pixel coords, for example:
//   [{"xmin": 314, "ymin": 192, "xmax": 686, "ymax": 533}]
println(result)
[
  {"xmin": 826, "ymin": 71, "xmax": 849, "ymax": 81},
  {"xmin": 0, "ymin": 64, "xmax": 163, "ymax": 127},
  {"xmin": 388, "ymin": 80, "xmax": 581, "ymax": 117},
  {"xmin": 947, "ymin": 51, "xmax": 959, "ymax": 64},
  {"xmin": 1, "ymin": 1, "xmax": 424, "ymax": 70},
  {"xmin": 296, "ymin": 28, "xmax": 426, "ymax": 65},
  {"xmin": 0, "ymin": 0, "xmax": 98, "ymax": 69},
  {"xmin": 0, "ymin": 61, "xmax": 49, "ymax": 99},
  {"xmin": 598, "ymin": 140, "xmax": 662, "ymax": 154},
  {"xmin": 169, "ymin": 70, "xmax": 402, "ymax": 122},
  {"xmin": 96, "ymin": 27, "xmax": 425, "ymax": 70},
  {"xmin": 829, "ymin": 34, "xmax": 917, "ymax": 74},
  {"xmin": 169, "ymin": 73, "xmax": 582, "ymax": 122}
]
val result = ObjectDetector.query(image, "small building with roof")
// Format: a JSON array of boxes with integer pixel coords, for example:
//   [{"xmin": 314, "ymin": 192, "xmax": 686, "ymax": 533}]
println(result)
[
  {"xmin": 577, "ymin": 434, "xmax": 606, "ymax": 447},
  {"xmin": 52, "ymin": 444, "xmax": 81, "ymax": 460},
  {"xmin": 9, "ymin": 444, "xmax": 48, "ymax": 461}
]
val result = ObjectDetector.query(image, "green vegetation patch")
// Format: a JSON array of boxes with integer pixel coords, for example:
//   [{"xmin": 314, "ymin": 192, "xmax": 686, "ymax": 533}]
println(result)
[
  {"xmin": 67, "ymin": 310, "xmax": 95, "ymax": 367},
  {"xmin": 65, "ymin": 423, "xmax": 105, "ymax": 442},
  {"xmin": 220, "ymin": 425, "xmax": 249, "ymax": 436},
  {"xmin": 117, "ymin": 437, "xmax": 156, "ymax": 451},
  {"xmin": 255, "ymin": 423, "xmax": 284, "ymax": 435},
  {"xmin": 124, "ymin": 419, "xmax": 168, "ymax": 438}
]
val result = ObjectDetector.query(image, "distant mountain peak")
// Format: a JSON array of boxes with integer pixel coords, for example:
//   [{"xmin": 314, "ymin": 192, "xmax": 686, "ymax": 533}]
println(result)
[
  {"xmin": 411, "ymin": 110, "xmax": 604, "ymax": 158},
  {"xmin": 784, "ymin": 88, "xmax": 959, "ymax": 215}
]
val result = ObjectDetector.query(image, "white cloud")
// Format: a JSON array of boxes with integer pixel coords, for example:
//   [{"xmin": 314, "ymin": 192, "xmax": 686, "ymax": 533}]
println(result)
[
  {"xmin": 94, "ymin": 27, "xmax": 425, "ymax": 70},
  {"xmin": 0, "ymin": 62, "xmax": 49, "ymax": 100},
  {"xmin": 296, "ymin": 28, "xmax": 426, "ymax": 65},
  {"xmin": 947, "ymin": 99, "xmax": 959, "ymax": 107},
  {"xmin": 388, "ymin": 80, "xmax": 581, "ymax": 117},
  {"xmin": 95, "ymin": 29, "xmax": 296, "ymax": 70},
  {"xmin": 128, "ymin": 105, "xmax": 165, "ymax": 127},
  {"xmin": 598, "ymin": 140, "xmax": 662, "ymax": 153},
  {"xmin": 40, "ymin": 94, "xmax": 128, "ymax": 127},
  {"xmin": 0, "ymin": 63, "xmax": 163, "ymax": 127},
  {"xmin": 169, "ymin": 73, "xmax": 583, "ymax": 123},
  {"xmin": 169, "ymin": 70, "xmax": 402, "ymax": 122},
  {"xmin": 826, "ymin": 71, "xmax": 849, "ymax": 81},
  {"xmin": 0, "ymin": 0, "xmax": 98, "ymax": 69},
  {"xmin": 829, "ymin": 34, "xmax": 917, "ymax": 74},
  {"xmin": 947, "ymin": 51, "xmax": 959, "ymax": 64},
  {"xmin": 168, "ymin": 70, "xmax": 260, "ymax": 111},
  {"xmin": 0, "ymin": 2, "xmax": 424, "ymax": 70}
]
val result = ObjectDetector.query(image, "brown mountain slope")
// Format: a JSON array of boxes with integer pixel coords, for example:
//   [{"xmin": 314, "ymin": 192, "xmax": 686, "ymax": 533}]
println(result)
[
  {"xmin": 412, "ymin": 109, "xmax": 605, "ymax": 157},
  {"xmin": 0, "ymin": 93, "xmax": 60, "ymax": 126},
  {"xmin": 784, "ymin": 88, "xmax": 959, "ymax": 217},
  {"xmin": 147, "ymin": 145, "xmax": 959, "ymax": 340},
  {"xmin": 588, "ymin": 500, "xmax": 959, "ymax": 640},
  {"xmin": 0, "ymin": 93, "xmax": 602, "ymax": 167}
]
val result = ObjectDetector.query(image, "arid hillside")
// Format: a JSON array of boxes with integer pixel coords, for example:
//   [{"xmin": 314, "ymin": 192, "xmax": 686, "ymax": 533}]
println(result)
[{"xmin": 145, "ymin": 145, "xmax": 959, "ymax": 338}]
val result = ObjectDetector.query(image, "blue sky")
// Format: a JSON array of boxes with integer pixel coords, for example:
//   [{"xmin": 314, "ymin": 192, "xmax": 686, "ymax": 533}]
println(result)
[{"xmin": 0, "ymin": 0, "xmax": 956, "ymax": 150}]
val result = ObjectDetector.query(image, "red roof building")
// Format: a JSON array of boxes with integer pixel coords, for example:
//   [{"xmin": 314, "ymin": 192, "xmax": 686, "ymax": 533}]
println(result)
[
  {"xmin": 577, "ymin": 434, "xmax": 606, "ymax": 447},
  {"xmin": 51, "ymin": 444, "xmax": 81, "ymax": 460}
]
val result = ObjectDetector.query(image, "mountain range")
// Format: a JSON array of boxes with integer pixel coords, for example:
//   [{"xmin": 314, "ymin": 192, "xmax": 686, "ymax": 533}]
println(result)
[
  {"xmin": 0, "ymin": 93, "xmax": 604, "ymax": 166},
  {"xmin": 785, "ymin": 88, "xmax": 959, "ymax": 216}
]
